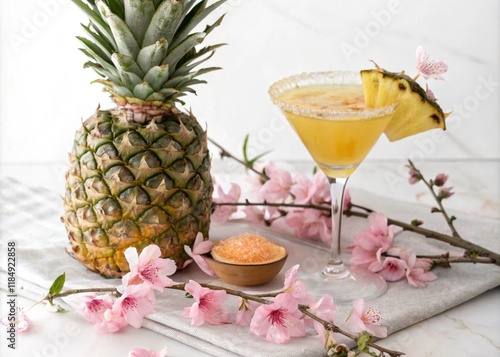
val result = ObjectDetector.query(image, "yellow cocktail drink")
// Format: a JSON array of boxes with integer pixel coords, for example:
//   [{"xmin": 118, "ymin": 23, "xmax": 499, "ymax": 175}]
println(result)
[
  {"xmin": 278, "ymin": 84, "xmax": 392, "ymax": 177},
  {"xmin": 269, "ymin": 71, "xmax": 394, "ymax": 302}
]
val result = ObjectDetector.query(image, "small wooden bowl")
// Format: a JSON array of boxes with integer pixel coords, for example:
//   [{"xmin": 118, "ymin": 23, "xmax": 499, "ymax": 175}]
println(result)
[{"xmin": 202, "ymin": 252, "xmax": 288, "ymax": 286}]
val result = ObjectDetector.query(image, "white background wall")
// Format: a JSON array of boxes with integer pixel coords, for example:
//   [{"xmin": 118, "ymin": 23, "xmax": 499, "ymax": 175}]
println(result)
[{"xmin": 1, "ymin": 0, "xmax": 498, "ymax": 166}]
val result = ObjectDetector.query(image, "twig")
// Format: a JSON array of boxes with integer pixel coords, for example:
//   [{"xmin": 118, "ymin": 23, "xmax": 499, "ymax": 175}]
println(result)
[
  {"xmin": 300, "ymin": 307, "xmax": 405, "ymax": 357},
  {"xmin": 348, "ymin": 210, "xmax": 500, "ymax": 266},
  {"xmin": 208, "ymin": 137, "xmax": 269, "ymax": 180},
  {"xmin": 407, "ymin": 160, "xmax": 461, "ymax": 239},
  {"xmin": 45, "ymin": 282, "xmax": 404, "ymax": 357},
  {"xmin": 47, "ymin": 287, "xmax": 119, "ymax": 302},
  {"xmin": 213, "ymin": 201, "xmax": 500, "ymax": 266}
]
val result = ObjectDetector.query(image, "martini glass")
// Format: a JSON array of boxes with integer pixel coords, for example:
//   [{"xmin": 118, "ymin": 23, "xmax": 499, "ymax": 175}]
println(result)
[{"xmin": 269, "ymin": 71, "xmax": 396, "ymax": 302}]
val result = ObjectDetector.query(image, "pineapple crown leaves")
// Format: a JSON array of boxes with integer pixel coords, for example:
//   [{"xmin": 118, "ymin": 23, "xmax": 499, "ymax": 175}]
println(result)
[{"xmin": 72, "ymin": 0, "xmax": 226, "ymax": 106}]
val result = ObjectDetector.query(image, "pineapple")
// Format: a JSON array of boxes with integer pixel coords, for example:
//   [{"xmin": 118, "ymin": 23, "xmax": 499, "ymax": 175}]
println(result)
[
  {"xmin": 361, "ymin": 67, "xmax": 448, "ymax": 141},
  {"xmin": 62, "ymin": 0, "xmax": 225, "ymax": 278}
]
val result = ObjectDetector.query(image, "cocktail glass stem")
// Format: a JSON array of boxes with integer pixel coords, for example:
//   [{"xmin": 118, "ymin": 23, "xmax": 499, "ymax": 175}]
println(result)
[{"xmin": 322, "ymin": 176, "xmax": 351, "ymax": 280}]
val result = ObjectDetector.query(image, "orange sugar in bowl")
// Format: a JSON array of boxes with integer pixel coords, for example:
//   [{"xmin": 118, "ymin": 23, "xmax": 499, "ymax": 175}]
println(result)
[{"xmin": 203, "ymin": 232, "xmax": 288, "ymax": 286}]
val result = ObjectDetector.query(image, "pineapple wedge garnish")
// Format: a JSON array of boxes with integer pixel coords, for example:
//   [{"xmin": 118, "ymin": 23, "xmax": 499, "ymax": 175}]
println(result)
[{"xmin": 361, "ymin": 67, "xmax": 448, "ymax": 141}]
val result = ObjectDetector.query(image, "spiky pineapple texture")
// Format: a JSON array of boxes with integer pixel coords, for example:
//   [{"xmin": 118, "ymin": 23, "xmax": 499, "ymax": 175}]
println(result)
[
  {"xmin": 63, "ymin": 0, "xmax": 225, "ymax": 277},
  {"xmin": 63, "ymin": 108, "xmax": 212, "ymax": 277}
]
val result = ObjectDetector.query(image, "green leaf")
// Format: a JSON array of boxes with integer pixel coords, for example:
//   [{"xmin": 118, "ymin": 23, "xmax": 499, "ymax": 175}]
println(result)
[
  {"xmin": 80, "ymin": 23, "xmax": 114, "ymax": 57},
  {"xmin": 137, "ymin": 38, "xmax": 169, "ymax": 74},
  {"xmin": 77, "ymin": 36, "xmax": 112, "ymax": 64},
  {"xmin": 124, "ymin": 0, "xmax": 155, "ymax": 45},
  {"xmin": 162, "ymin": 32, "xmax": 205, "ymax": 71},
  {"xmin": 145, "ymin": 92, "xmax": 167, "ymax": 101},
  {"xmin": 49, "ymin": 273, "xmax": 66, "ymax": 296},
  {"xmin": 356, "ymin": 331, "xmax": 373, "ymax": 353},
  {"xmin": 172, "ymin": 44, "xmax": 224, "ymax": 77},
  {"xmin": 159, "ymin": 88, "xmax": 179, "ymax": 96},
  {"xmin": 133, "ymin": 82, "xmax": 155, "ymax": 100},
  {"xmin": 242, "ymin": 134, "xmax": 251, "ymax": 164},
  {"xmin": 144, "ymin": 65, "xmax": 170, "ymax": 91},
  {"xmin": 142, "ymin": 0, "xmax": 184, "ymax": 47},
  {"xmin": 98, "ymin": 1, "xmax": 140, "ymax": 58},
  {"xmin": 171, "ymin": 0, "xmax": 225, "ymax": 48},
  {"xmin": 112, "ymin": 52, "xmax": 144, "ymax": 76},
  {"xmin": 83, "ymin": 60, "xmax": 121, "ymax": 82},
  {"xmin": 111, "ymin": 53, "xmax": 144, "ymax": 87},
  {"xmin": 106, "ymin": 0, "xmax": 125, "ymax": 19},
  {"xmin": 71, "ymin": 0, "xmax": 116, "ymax": 48},
  {"xmin": 242, "ymin": 134, "xmax": 271, "ymax": 168}
]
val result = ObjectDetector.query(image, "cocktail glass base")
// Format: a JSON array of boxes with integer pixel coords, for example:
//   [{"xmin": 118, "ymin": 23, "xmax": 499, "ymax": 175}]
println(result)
[{"xmin": 299, "ymin": 266, "xmax": 387, "ymax": 303}]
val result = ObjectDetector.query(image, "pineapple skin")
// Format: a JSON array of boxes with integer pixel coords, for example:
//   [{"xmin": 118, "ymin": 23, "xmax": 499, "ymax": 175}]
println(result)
[{"xmin": 62, "ymin": 107, "xmax": 213, "ymax": 278}]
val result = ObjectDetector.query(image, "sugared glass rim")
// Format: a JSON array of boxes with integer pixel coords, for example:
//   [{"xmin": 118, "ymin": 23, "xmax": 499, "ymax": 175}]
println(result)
[{"xmin": 268, "ymin": 71, "xmax": 397, "ymax": 119}]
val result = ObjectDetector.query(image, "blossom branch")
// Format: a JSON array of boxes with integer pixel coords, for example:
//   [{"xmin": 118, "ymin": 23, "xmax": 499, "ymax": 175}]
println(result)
[
  {"xmin": 170, "ymin": 282, "xmax": 403, "ymax": 357},
  {"xmin": 347, "ymin": 209, "xmax": 500, "ymax": 266},
  {"xmin": 46, "ymin": 287, "xmax": 119, "ymax": 303},
  {"xmin": 42, "ymin": 277, "xmax": 402, "ymax": 357},
  {"xmin": 213, "ymin": 200, "xmax": 500, "ymax": 266},
  {"xmin": 299, "ymin": 307, "xmax": 404, "ymax": 357},
  {"xmin": 208, "ymin": 137, "xmax": 268, "ymax": 180},
  {"xmin": 413, "ymin": 254, "xmax": 495, "ymax": 266},
  {"xmin": 407, "ymin": 159, "xmax": 461, "ymax": 239}
]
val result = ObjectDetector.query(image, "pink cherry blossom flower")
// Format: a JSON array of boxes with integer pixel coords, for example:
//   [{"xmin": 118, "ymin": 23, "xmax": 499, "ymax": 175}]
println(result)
[
  {"xmin": 250, "ymin": 293, "xmax": 306, "ymax": 344},
  {"xmin": 282, "ymin": 264, "xmax": 315, "ymax": 305},
  {"xmin": 183, "ymin": 280, "xmax": 231, "ymax": 326},
  {"xmin": 290, "ymin": 171, "xmax": 329, "ymax": 205},
  {"xmin": 112, "ymin": 283, "xmax": 156, "ymax": 328},
  {"xmin": 400, "ymin": 250, "xmax": 438, "ymax": 288},
  {"xmin": 242, "ymin": 205, "xmax": 266, "ymax": 224},
  {"xmin": 1, "ymin": 307, "xmax": 30, "ymax": 332},
  {"xmin": 415, "ymin": 46, "xmax": 448, "ymax": 80},
  {"xmin": 285, "ymin": 208, "xmax": 331, "ymax": 243},
  {"xmin": 289, "ymin": 173, "xmax": 314, "ymax": 204},
  {"xmin": 183, "ymin": 232, "xmax": 215, "ymax": 276},
  {"xmin": 245, "ymin": 172, "xmax": 264, "ymax": 198},
  {"xmin": 123, "ymin": 245, "xmax": 177, "ymax": 292},
  {"xmin": 259, "ymin": 162, "xmax": 293, "ymax": 202},
  {"xmin": 128, "ymin": 347, "xmax": 169, "ymax": 357},
  {"xmin": 433, "ymin": 173, "xmax": 449, "ymax": 187},
  {"xmin": 408, "ymin": 168, "xmax": 421, "ymax": 185},
  {"xmin": 349, "ymin": 213, "xmax": 394, "ymax": 270},
  {"xmin": 75, "ymin": 293, "xmax": 115, "ymax": 325},
  {"xmin": 425, "ymin": 84, "xmax": 437, "ymax": 102},
  {"xmin": 94, "ymin": 307, "xmax": 128, "ymax": 333},
  {"xmin": 235, "ymin": 298, "xmax": 259, "ymax": 326},
  {"xmin": 211, "ymin": 183, "xmax": 241, "ymax": 223},
  {"xmin": 438, "ymin": 186, "xmax": 454, "ymax": 199},
  {"xmin": 345, "ymin": 299, "xmax": 387, "ymax": 338},
  {"xmin": 308, "ymin": 294, "xmax": 336, "ymax": 341},
  {"xmin": 373, "ymin": 257, "xmax": 407, "ymax": 282}
]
